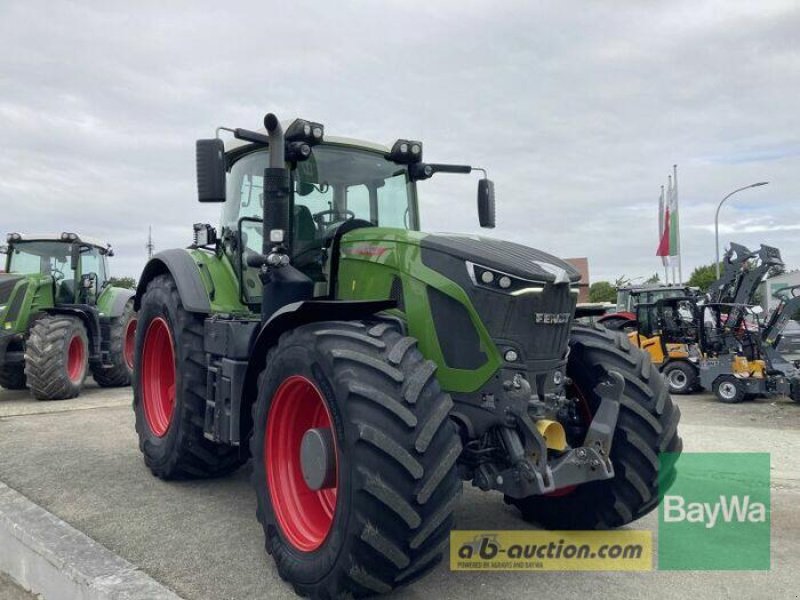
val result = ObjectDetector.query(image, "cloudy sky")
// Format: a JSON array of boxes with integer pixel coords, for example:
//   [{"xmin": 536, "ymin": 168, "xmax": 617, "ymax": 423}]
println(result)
[{"xmin": 2, "ymin": 0, "xmax": 799, "ymax": 283}]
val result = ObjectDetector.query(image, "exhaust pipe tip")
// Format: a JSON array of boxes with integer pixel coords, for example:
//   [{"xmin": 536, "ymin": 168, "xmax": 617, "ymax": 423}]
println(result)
[{"xmin": 264, "ymin": 113, "xmax": 279, "ymax": 133}]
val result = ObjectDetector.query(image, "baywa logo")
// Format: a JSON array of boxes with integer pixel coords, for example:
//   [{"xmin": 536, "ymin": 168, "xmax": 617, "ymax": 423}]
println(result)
[
  {"xmin": 663, "ymin": 494, "xmax": 767, "ymax": 529},
  {"xmin": 658, "ymin": 452, "xmax": 771, "ymax": 570}
]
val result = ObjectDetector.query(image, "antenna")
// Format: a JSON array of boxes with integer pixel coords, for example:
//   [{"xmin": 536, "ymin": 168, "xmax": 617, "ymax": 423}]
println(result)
[{"xmin": 146, "ymin": 226, "xmax": 155, "ymax": 259}]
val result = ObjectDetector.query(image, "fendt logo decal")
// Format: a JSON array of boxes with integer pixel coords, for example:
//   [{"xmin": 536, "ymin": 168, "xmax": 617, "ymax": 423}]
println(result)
[
  {"xmin": 535, "ymin": 313, "xmax": 571, "ymax": 325},
  {"xmin": 346, "ymin": 244, "xmax": 389, "ymax": 257}
]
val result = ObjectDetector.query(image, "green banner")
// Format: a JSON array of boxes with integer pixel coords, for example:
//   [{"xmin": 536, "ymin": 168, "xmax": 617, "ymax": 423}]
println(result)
[{"xmin": 658, "ymin": 452, "xmax": 770, "ymax": 570}]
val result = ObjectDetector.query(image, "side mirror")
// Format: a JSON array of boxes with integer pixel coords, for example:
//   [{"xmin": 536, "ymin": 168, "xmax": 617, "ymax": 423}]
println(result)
[
  {"xmin": 477, "ymin": 179, "xmax": 496, "ymax": 228},
  {"xmin": 196, "ymin": 138, "xmax": 227, "ymax": 203},
  {"xmin": 70, "ymin": 243, "xmax": 80, "ymax": 271},
  {"xmin": 81, "ymin": 273, "xmax": 97, "ymax": 290}
]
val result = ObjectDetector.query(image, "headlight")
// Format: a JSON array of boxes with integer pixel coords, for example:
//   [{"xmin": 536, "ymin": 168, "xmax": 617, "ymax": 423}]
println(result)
[{"xmin": 466, "ymin": 261, "xmax": 544, "ymax": 296}]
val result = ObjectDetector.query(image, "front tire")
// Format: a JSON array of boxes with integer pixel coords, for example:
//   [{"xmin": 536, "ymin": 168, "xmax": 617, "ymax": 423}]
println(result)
[
  {"xmin": 713, "ymin": 375, "xmax": 746, "ymax": 404},
  {"xmin": 92, "ymin": 300, "xmax": 136, "ymax": 387},
  {"xmin": 133, "ymin": 274, "xmax": 243, "ymax": 479},
  {"xmin": 662, "ymin": 361, "xmax": 698, "ymax": 395},
  {"xmin": 251, "ymin": 321, "xmax": 462, "ymax": 598},
  {"xmin": 25, "ymin": 315, "xmax": 88, "ymax": 400},
  {"xmin": 507, "ymin": 323, "xmax": 682, "ymax": 530},
  {"xmin": 0, "ymin": 364, "xmax": 26, "ymax": 390}
]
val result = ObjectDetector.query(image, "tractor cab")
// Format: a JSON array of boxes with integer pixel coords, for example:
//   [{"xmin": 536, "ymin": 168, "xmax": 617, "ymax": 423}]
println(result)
[
  {"xmin": 599, "ymin": 284, "xmax": 697, "ymax": 331},
  {"xmin": 4, "ymin": 232, "xmax": 113, "ymax": 307},
  {"xmin": 220, "ymin": 138, "xmax": 424, "ymax": 302},
  {"xmin": 630, "ymin": 296, "xmax": 700, "ymax": 367}
]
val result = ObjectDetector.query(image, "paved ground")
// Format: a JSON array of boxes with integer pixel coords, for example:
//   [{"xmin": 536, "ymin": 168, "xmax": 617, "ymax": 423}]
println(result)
[
  {"xmin": 0, "ymin": 572, "xmax": 37, "ymax": 600},
  {"xmin": 0, "ymin": 382, "xmax": 799, "ymax": 599}
]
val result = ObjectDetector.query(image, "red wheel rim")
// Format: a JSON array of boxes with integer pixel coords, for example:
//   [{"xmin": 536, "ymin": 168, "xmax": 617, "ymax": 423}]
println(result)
[
  {"xmin": 123, "ymin": 318, "xmax": 137, "ymax": 370},
  {"xmin": 141, "ymin": 317, "xmax": 176, "ymax": 437},
  {"xmin": 66, "ymin": 335, "xmax": 85, "ymax": 383},
  {"xmin": 265, "ymin": 375, "xmax": 338, "ymax": 552}
]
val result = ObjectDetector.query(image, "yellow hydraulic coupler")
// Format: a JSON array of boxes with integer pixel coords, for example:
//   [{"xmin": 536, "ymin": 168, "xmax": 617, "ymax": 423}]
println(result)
[{"xmin": 535, "ymin": 419, "xmax": 568, "ymax": 451}]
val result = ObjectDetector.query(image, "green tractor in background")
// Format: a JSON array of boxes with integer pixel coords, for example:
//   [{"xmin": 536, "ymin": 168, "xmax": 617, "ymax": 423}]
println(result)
[
  {"xmin": 0, "ymin": 233, "xmax": 136, "ymax": 399},
  {"xmin": 132, "ymin": 113, "xmax": 682, "ymax": 598}
]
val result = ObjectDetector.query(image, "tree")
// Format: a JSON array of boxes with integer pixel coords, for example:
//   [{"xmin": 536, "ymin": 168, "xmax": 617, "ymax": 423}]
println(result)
[
  {"xmin": 108, "ymin": 276, "xmax": 136, "ymax": 290},
  {"xmin": 589, "ymin": 281, "xmax": 617, "ymax": 303},
  {"xmin": 687, "ymin": 263, "xmax": 722, "ymax": 292}
]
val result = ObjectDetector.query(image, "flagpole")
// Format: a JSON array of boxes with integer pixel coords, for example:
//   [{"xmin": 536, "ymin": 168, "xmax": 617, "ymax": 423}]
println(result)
[
  {"xmin": 674, "ymin": 164, "xmax": 682, "ymax": 284},
  {"xmin": 658, "ymin": 185, "xmax": 668, "ymax": 284}
]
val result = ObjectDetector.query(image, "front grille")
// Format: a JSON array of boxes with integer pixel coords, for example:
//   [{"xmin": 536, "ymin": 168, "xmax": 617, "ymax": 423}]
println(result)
[{"xmin": 469, "ymin": 282, "xmax": 576, "ymax": 363}]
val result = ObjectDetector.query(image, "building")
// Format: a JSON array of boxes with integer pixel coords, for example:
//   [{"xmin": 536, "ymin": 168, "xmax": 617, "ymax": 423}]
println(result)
[
  {"xmin": 760, "ymin": 270, "xmax": 800, "ymax": 313},
  {"xmin": 565, "ymin": 257, "xmax": 590, "ymax": 303}
]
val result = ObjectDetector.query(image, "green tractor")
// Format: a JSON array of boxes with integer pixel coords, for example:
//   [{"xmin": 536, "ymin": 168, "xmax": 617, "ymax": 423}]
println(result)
[
  {"xmin": 132, "ymin": 114, "xmax": 682, "ymax": 598},
  {"xmin": 0, "ymin": 233, "xmax": 136, "ymax": 399}
]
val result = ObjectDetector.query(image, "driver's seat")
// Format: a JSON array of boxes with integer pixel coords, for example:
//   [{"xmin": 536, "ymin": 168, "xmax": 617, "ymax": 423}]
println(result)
[
  {"xmin": 293, "ymin": 205, "xmax": 324, "ymax": 280},
  {"xmin": 58, "ymin": 280, "xmax": 76, "ymax": 304}
]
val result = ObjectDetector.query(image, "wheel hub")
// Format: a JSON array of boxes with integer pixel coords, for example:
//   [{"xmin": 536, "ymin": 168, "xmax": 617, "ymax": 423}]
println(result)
[
  {"xmin": 124, "ymin": 318, "xmax": 137, "ymax": 370},
  {"xmin": 719, "ymin": 381, "xmax": 737, "ymax": 399},
  {"xmin": 300, "ymin": 427, "xmax": 336, "ymax": 491},
  {"xmin": 66, "ymin": 335, "xmax": 85, "ymax": 383},
  {"xmin": 141, "ymin": 317, "xmax": 176, "ymax": 437},
  {"xmin": 668, "ymin": 370, "xmax": 687, "ymax": 388},
  {"xmin": 265, "ymin": 375, "xmax": 338, "ymax": 552}
]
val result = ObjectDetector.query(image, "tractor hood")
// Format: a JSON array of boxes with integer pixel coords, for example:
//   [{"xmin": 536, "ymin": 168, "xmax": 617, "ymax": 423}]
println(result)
[
  {"xmin": 338, "ymin": 229, "xmax": 580, "ymax": 285},
  {"xmin": 420, "ymin": 234, "xmax": 581, "ymax": 284}
]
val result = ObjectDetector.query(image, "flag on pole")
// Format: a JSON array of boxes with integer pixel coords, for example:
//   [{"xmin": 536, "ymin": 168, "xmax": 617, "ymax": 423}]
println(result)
[
  {"xmin": 656, "ymin": 185, "xmax": 670, "ymax": 261},
  {"xmin": 668, "ymin": 171, "xmax": 680, "ymax": 259},
  {"xmin": 671, "ymin": 164, "xmax": 682, "ymax": 284}
]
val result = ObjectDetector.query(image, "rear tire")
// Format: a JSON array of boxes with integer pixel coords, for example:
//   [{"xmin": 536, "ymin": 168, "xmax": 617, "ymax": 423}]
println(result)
[
  {"xmin": 133, "ymin": 274, "xmax": 243, "ymax": 479},
  {"xmin": 25, "ymin": 315, "xmax": 88, "ymax": 400},
  {"xmin": 507, "ymin": 323, "xmax": 682, "ymax": 530},
  {"xmin": 0, "ymin": 364, "xmax": 26, "ymax": 390},
  {"xmin": 251, "ymin": 321, "xmax": 462, "ymax": 598},
  {"xmin": 713, "ymin": 375, "xmax": 746, "ymax": 404},
  {"xmin": 662, "ymin": 361, "xmax": 698, "ymax": 395},
  {"xmin": 92, "ymin": 300, "xmax": 136, "ymax": 387}
]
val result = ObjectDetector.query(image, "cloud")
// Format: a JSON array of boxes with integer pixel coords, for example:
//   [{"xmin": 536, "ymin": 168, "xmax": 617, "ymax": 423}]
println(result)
[{"xmin": 1, "ymin": 0, "xmax": 799, "ymax": 285}]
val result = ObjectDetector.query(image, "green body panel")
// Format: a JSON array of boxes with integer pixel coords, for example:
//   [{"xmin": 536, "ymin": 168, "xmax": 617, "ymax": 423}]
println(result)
[
  {"xmin": 95, "ymin": 285, "xmax": 133, "ymax": 318},
  {"xmin": 0, "ymin": 275, "xmax": 54, "ymax": 335},
  {"xmin": 188, "ymin": 249, "xmax": 252, "ymax": 316},
  {"xmin": 336, "ymin": 227, "xmax": 502, "ymax": 393}
]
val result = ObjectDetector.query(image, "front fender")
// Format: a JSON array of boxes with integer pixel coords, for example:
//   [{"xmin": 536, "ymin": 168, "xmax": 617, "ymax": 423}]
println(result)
[
  {"xmin": 134, "ymin": 249, "xmax": 211, "ymax": 313},
  {"xmin": 239, "ymin": 299, "xmax": 396, "ymax": 441}
]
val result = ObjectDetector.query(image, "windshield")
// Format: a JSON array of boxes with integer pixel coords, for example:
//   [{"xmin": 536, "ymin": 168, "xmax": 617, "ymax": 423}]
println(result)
[
  {"xmin": 8, "ymin": 241, "xmax": 74, "ymax": 280},
  {"xmin": 223, "ymin": 145, "xmax": 418, "ymax": 304},
  {"xmin": 223, "ymin": 145, "xmax": 416, "ymax": 233}
]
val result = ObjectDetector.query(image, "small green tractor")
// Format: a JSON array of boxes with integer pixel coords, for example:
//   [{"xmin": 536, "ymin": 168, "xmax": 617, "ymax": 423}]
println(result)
[
  {"xmin": 132, "ymin": 114, "xmax": 682, "ymax": 598},
  {"xmin": 0, "ymin": 233, "xmax": 136, "ymax": 399}
]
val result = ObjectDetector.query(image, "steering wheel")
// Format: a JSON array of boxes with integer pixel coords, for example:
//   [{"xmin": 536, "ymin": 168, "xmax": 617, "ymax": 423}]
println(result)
[
  {"xmin": 312, "ymin": 209, "xmax": 355, "ymax": 228},
  {"xmin": 51, "ymin": 267, "xmax": 65, "ymax": 281}
]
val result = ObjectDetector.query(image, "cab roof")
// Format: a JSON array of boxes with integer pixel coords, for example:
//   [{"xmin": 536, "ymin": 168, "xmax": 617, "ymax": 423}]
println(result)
[
  {"xmin": 222, "ymin": 125, "xmax": 391, "ymax": 155},
  {"xmin": 8, "ymin": 233, "xmax": 111, "ymax": 251}
]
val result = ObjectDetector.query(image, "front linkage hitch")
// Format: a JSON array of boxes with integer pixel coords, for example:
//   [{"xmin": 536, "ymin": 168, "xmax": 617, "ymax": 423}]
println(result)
[{"xmin": 476, "ymin": 370, "xmax": 624, "ymax": 499}]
